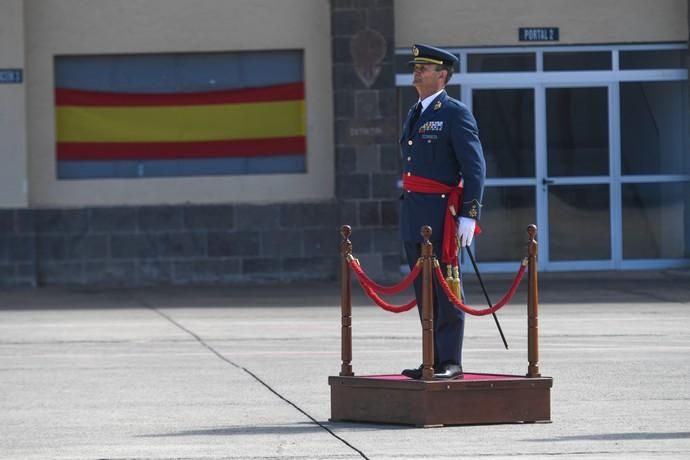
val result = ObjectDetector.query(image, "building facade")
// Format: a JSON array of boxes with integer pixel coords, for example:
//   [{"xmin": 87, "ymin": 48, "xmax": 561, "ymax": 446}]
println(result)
[{"xmin": 0, "ymin": 0, "xmax": 688, "ymax": 286}]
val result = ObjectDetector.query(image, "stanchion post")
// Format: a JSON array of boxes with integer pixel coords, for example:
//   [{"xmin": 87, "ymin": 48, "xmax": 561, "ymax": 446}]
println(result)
[
  {"xmin": 421, "ymin": 226, "xmax": 435, "ymax": 381},
  {"xmin": 339, "ymin": 225, "xmax": 354, "ymax": 377},
  {"xmin": 526, "ymin": 224, "xmax": 541, "ymax": 377}
]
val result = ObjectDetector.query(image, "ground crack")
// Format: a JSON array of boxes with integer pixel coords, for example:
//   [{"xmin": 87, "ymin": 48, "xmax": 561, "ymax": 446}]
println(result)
[{"xmin": 140, "ymin": 301, "xmax": 370, "ymax": 460}]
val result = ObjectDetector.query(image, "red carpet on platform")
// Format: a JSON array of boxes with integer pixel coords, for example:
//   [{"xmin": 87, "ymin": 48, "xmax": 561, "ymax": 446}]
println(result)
[{"xmin": 362, "ymin": 373, "xmax": 524, "ymax": 381}]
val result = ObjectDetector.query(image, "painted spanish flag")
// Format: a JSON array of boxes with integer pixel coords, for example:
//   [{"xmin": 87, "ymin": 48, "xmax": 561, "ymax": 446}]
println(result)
[
  {"xmin": 56, "ymin": 82, "xmax": 305, "ymax": 161},
  {"xmin": 54, "ymin": 51, "xmax": 307, "ymax": 179}
]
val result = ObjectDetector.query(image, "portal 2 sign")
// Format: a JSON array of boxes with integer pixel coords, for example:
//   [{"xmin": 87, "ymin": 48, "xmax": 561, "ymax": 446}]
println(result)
[
  {"xmin": 519, "ymin": 28, "xmax": 559, "ymax": 42},
  {"xmin": 0, "ymin": 69, "xmax": 23, "ymax": 84}
]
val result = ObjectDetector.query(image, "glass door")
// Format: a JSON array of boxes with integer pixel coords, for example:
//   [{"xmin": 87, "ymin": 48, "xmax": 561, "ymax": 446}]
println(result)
[
  {"xmin": 468, "ymin": 84, "xmax": 614, "ymax": 270},
  {"xmin": 542, "ymin": 85, "xmax": 613, "ymax": 268}
]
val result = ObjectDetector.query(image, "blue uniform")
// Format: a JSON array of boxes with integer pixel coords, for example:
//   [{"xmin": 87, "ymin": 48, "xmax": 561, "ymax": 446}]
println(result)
[
  {"xmin": 400, "ymin": 90, "xmax": 486, "ymax": 367},
  {"xmin": 400, "ymin": 90, "xmax": 485, "ymax": 242}
]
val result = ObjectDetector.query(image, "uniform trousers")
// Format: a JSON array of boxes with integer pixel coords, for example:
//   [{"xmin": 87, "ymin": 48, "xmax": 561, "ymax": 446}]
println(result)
[{"xmin": 404, "ymin": 241, "xmax": 465, "ymax": 367}]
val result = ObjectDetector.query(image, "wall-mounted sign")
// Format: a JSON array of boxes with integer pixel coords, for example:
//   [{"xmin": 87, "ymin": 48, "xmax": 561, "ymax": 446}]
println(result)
[
  {"xmin": 519, "ymin": 27, "xmax": 559, "ymax": 42},
  {"xmin": 0, "ymin": 69, "xmax": 23, "ymax": 84}
]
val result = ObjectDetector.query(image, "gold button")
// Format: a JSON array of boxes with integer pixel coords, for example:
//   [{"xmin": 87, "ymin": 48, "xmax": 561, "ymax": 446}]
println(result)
[
  {"xmin": 408, "ymin": 140, "xmax": 413, "ymax": 145},
  {"xmin": 407, "ymin": 156, "xmax": 411, "ymax": 161}
]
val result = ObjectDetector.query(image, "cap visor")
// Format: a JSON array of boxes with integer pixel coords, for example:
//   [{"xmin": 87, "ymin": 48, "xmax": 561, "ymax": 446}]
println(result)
[{"xmin": 408, "ymin": 57, "xmax": 445, "ymax": 66}]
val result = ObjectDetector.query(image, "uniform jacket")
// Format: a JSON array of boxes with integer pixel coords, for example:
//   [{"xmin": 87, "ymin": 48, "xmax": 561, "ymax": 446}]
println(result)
[{"xmin": 400, "ymin": 90, "xmax": 486, "ymax": 243}]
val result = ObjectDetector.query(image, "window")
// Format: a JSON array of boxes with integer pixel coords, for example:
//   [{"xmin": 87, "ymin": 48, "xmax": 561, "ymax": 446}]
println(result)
[
  {"xmin": 622, "ymin": 183, "xmax": 689, "ymax": 259},
  {"xmin": 547, "ymin": 87, "xmax": 609, "ymax": 177},
  {"xmin": 548, "ymin": 184, "xmax": 611, "ymax": 261},
  {"xmin": 467, "ymin": 53, "xmax": 535, "ymax": 72},
  {"xmin": 55, "ymin": 50, "xmax": 306, "ymax": 179},
  {"xmin": 476, "ymin": 186, "xmax": 535, "ymax": 262},
  {"xmin": 620, "ymin": 49, "xmax": 686, "ymax": 70},
  {"xmin": 620, "ymin": 81, "xmax": 689, "ymax": 175},
  {"xmin": 473, "ymin": 88, "xmax": 535, "ymax": 178},
  {"xmin": 543, "ymin": 51, "xmax": 611, "ymax": 71}
]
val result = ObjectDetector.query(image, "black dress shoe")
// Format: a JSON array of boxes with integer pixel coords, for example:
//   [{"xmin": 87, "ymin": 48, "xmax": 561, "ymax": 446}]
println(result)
[
  {"xmin": 401, "ymin": 364, "xmax": 423, "ymax": 379},
  {"xmin": 433, "ymin": 363, "xmax": 463, "ymax": 379},
  {"xmin": 402, "ymin": 364, "xmax": 442, "ymax": 379}
]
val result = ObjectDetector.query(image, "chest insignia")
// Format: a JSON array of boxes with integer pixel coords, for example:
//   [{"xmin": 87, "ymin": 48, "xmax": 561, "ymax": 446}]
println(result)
[{"xmin": 419, "ymin": 121, "xmax": 444, "ymax": 133}]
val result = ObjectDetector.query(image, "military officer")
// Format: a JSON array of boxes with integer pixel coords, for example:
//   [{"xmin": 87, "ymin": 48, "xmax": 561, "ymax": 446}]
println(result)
[{"xmin": 400, "ymin": 44, "xmax": 486, "ymax": 380}]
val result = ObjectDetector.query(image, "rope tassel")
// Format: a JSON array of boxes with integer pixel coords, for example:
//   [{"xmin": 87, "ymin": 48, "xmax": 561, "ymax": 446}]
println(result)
[
  {"xmin": 452, "ymin": 265, "xmax": 462, "ymax": 301},
  {"xmin": 434, "ymin": 260, "xmax": 527, "ymax": 316},
  {"xmin": 446, "ymin": 265, "xmax": 455, "ymax": 297}
]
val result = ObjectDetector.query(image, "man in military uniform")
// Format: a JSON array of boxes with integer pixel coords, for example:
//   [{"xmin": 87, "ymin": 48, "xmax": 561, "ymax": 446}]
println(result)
[{"xmin": 400, "ymin": 44, "xmax": 486, "ymax": 380}]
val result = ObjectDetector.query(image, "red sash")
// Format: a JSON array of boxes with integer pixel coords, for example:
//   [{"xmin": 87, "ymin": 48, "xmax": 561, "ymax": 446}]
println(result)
[{"xmin": 402, "ymin": 174, "xmax": 480, "ymax": 265}]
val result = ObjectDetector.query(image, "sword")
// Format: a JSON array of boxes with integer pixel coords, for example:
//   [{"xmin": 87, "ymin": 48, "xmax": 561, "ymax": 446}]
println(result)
[{"xmin": 464, "ymin": 245, "xmax": 509, "ymax": 350}]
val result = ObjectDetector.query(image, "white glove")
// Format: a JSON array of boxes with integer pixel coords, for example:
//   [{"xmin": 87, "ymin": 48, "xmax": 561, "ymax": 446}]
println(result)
[{"xmin": 457, "ymin": 217, "xmax": 476, "ymax": 247}]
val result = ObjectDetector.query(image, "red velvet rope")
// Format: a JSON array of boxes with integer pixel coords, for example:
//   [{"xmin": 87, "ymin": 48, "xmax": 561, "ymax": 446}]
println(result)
[
  {"xmin": 348, "ymin": 258, "xmax": 418, "ymax": 313},
  {"xmin": 358, "ymin": 281, "xmax": 417, "ymax": 313},
  {"xmin": 433, "ymin": 262, "xmax": 526, "ymax": 316},
  {"xmin": 349, "ymin": 258, "xmax": 422, "ymax": 295},
  {"xmin": 347, "ymin": 254, "xmax": 526, "ymax": 316}
]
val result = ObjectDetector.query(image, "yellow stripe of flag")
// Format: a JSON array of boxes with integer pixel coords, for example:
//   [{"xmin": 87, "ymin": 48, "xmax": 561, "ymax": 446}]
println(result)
[{"xmin": 56, "ymin": 100, "xmax": 305, "ymax": 143}]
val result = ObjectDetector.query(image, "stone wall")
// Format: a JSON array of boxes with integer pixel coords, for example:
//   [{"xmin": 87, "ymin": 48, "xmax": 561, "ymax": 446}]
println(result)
[
  {"xmin": 0, "ymin": 204, "xmax": 342, "ymax": 287},
  {"xmin": 332, "ymin": 0, "xmax": 402, "ymax": 279}
]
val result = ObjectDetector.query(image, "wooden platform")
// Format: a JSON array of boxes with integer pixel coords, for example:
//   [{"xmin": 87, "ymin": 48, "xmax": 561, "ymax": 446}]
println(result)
[{"xmin": 329, "ymin": 372, "xmax": 553, "ymax": 427}]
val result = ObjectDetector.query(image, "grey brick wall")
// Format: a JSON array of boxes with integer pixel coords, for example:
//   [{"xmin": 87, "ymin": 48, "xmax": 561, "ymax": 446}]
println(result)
[
  {"xmin": 0, "ymin": 204, "xmax": 339, "ymax": 287},
  {"xmin": 0, "ymin": 210, "xmax": 36, "ymax": 287}
]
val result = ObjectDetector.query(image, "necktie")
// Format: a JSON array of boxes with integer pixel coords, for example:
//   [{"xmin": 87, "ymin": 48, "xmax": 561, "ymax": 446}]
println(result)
[{"xmin": 408, "ymin": 102, "xmax": 422, "ymax": 137}]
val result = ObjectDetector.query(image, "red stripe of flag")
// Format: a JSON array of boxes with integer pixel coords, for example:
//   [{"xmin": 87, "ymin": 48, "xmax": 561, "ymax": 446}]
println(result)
[
  {"xmin": 55, "ymin": 82, "xmax": 304, "ymax": 107},
  {"xmin": 57, "ymin": 136, "xmax": 306, "ymax": 161}
]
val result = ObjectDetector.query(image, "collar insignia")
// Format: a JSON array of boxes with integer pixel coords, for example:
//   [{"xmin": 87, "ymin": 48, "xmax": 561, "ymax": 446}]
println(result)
[{"xmin": 433, "ymin": 100, "xmax": 442, "ymax": 110}]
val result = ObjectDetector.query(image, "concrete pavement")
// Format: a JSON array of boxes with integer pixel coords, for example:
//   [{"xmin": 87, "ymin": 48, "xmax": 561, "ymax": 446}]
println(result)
[{"xmin": 1, "ymin": 270, "xmax": 689, "ymax": 459}]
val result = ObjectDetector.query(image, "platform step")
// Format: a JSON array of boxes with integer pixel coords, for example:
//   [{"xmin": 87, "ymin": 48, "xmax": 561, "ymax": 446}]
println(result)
[{"xmin": 329, "ymin": 372, "xmax": 553, "ymax": 426}]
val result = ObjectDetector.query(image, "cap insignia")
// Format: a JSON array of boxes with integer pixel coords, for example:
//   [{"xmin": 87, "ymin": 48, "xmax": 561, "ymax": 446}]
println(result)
[{"xmin": 412, "ymin": 46, "xmax": 419, "ymax": 57}]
